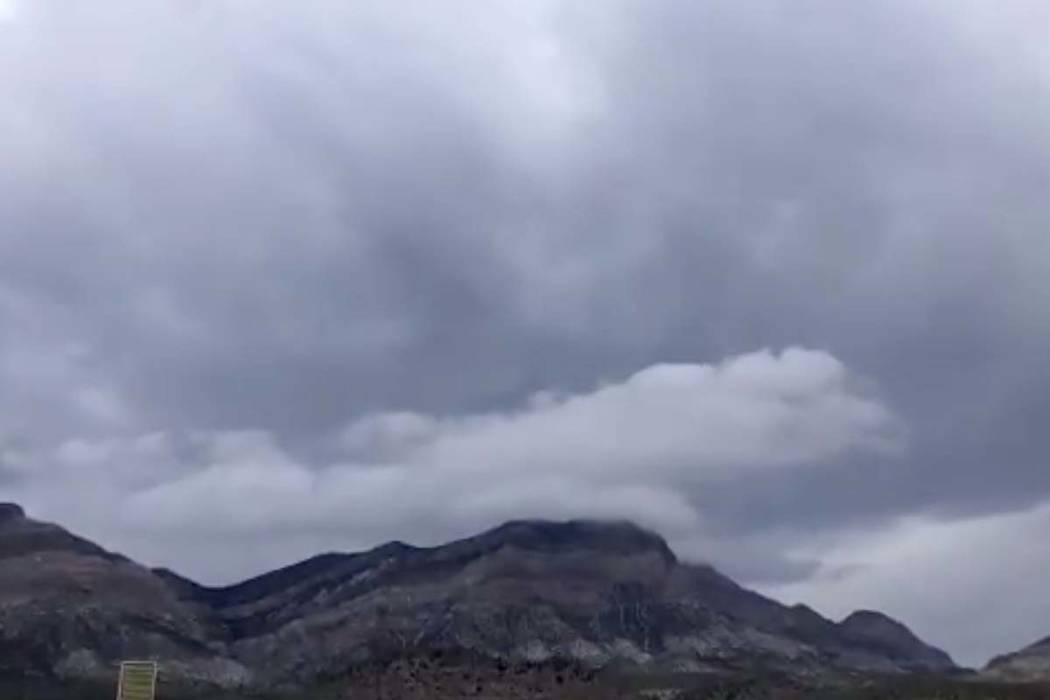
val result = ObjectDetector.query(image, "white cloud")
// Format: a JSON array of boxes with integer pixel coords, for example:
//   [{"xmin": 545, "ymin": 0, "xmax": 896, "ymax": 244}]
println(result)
[
  {"xmin": 0, "ymin": 0, "xmax": 16, "ymax": 24},
  {"xmin": 336, "ymin": 411, "xmax": 441, "ymax": 462},
  {"xmin": 761, "ymin": 500, "xmax": 1050, "ymax": 668},
  {"xmin": 6, "ymin": 347, "xmax": 899, "ymax": 583}
]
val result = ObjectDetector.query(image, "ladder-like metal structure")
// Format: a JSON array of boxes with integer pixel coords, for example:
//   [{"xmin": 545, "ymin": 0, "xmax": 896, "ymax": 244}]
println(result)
[{"xmin": 115, "ymin": 660, "xmax": 158, "ymax": 700}]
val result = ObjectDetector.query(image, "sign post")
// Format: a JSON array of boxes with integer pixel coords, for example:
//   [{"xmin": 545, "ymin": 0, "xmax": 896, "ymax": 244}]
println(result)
[{"xmin": 116, "ymin": 660, "xmax": 158, "ymax": 700}]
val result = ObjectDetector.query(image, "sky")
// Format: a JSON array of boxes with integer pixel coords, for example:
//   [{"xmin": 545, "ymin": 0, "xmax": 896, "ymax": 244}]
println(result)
[{"xmin": 1, "ymin": 0, "xmax": 1049, "ymax": 668}]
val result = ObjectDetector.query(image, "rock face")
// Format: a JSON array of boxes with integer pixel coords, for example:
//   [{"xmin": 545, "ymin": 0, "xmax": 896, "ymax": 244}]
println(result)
[
  {"xmin": 0, "ymin": 505, "xmax": 956, "ymax": 690},
  {"xmin": 834, "ymin": 610, "xmax": 955, "ymax": 671},
  {"xmin": 0, "ymin": 503, "xmax": 250, "ymax": 687},
  {"xmin": 985, "ymin": 637, "xmax": 1050, "ymax": 681}
]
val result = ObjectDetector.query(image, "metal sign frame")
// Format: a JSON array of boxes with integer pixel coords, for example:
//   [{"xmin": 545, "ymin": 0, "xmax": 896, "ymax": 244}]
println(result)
[{"xmin": 116, "ymin": 660, "xmax": 158, "ymax": 700}]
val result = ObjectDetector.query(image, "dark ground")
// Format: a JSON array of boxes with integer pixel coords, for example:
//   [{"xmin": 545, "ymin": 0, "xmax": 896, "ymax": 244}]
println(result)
[{"xmin": 5, "ymin": 660, "xmax": 1050, "ymax": 700}]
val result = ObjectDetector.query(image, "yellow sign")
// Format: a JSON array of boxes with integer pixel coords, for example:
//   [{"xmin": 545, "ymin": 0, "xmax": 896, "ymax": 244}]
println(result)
[{"xmin": 116, "ymin": 660, "xmax": 158, "ymax": 700}]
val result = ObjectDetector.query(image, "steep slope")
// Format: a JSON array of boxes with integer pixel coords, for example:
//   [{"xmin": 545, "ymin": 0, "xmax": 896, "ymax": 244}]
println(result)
[
  {"xmin": 985, "ymin": 637, "xmax": 1050, "ymax": 681},
  {"xmin": 166, "ymin": 519, "xmax": 955, "ymax": 683},
  {"xmin": 0, "ymin": 503, "xmax": 248, "ymax": 686},
  {"xmin": 834, "ymin": 610, "xmax": 955, "ymax": 671},
  {"xmin": 0, "ymin": 505, "xmax": 956, "ymax": 689}
]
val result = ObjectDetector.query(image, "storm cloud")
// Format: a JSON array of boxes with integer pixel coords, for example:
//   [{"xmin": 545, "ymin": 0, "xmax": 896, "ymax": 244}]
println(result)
[{"xmin": 1, "ymin": 0, "xmax": 1049, "ymax": 667}]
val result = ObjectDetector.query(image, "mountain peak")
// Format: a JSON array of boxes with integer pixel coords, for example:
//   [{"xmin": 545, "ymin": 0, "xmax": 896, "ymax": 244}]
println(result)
[
  {"xmin": 477, "ymin": 518, "xmax": 678, "ymax": 564},
  {"xmin": 0, "ymin": 502, "xmax": 25, "ymax": 523},
  {"xmin": 838, "ymin": 609, "xmax": 955, "ymax": 670},
  {"xmin": 841, "ymin": 609, "xmax": 903, "ymax": 627},
  {"xmin": 0, "ymin": 505, "xmax": 121, "ymax": 561},
  {"xmin": 839, "ymin": 609, "xmax": 920, "ymax": 642}
]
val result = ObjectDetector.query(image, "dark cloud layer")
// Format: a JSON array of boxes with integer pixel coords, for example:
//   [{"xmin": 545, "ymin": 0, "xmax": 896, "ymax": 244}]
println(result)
[{"xmin": 1, "ymin": 0, "xmax": 1049, "ymax": 666}]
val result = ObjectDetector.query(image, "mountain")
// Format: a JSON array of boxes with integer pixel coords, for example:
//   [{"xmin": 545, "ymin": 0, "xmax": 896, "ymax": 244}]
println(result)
[
  {"xmin": 835, "ymin": 610, "xmax": 955, "ymax": 671},
  {"xmin": 0, "ymin": 503, "xmax": 956, "ymax": 691},
  {"xmin": 0, "ymin": 503, "xmax": 249, "ymax": 686},
  {"xmin": 985, "ymin": 637, "xmax": 1050, "ymax": 682}
]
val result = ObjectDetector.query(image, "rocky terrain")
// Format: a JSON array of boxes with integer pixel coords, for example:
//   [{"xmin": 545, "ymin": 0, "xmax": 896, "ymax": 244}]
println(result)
[
  {"xmin": 985, "ymin": 637, "xmax": 1050, "ymax": 682},
  {"xmin": 0, "ymin": 503, "xmax": 250, "ymax": 687},
  {"xmin": 0, "ymin": 502, "xmax": 959, "ymax": 694}
]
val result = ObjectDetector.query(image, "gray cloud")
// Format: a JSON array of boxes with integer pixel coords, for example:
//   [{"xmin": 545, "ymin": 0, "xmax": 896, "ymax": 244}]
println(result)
[{"xmin": 1, "ymin": 0, "xmax": 1049, "ymax": 667}]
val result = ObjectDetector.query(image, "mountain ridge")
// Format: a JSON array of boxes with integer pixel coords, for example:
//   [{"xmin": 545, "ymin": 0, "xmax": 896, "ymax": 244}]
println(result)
[
  {"xmin": 0, "ymin": 503, "xmax": 957, "ymax": 690},
  {"xmin": 984, "ymin": 636, "xmax": 1050, "ymax": 682}
]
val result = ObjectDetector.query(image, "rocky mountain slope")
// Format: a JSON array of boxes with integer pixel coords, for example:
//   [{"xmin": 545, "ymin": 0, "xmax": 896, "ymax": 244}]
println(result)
[
  {"xmin": 0, "ymin": 503, "xmax": 955, "ymax": 691},
  {"xmin": 985, "ymin": 637, "xmax": 1050, "ymax": 682},
  {"xmin": 0, "ymin": 503, "xmax": 249, "ymax": 685}
]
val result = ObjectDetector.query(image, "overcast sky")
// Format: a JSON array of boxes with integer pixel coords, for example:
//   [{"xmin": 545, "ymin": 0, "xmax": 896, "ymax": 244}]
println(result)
[{"xmin": 2, "ymin": 0, "xmax": 1049, "ymax": 668}]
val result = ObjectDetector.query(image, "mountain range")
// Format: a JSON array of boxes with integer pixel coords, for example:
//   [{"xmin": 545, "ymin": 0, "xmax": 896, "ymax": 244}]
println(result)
[{"xmin": 2, "ymin": 501, "xmax": 1036, "ymax": 695}]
